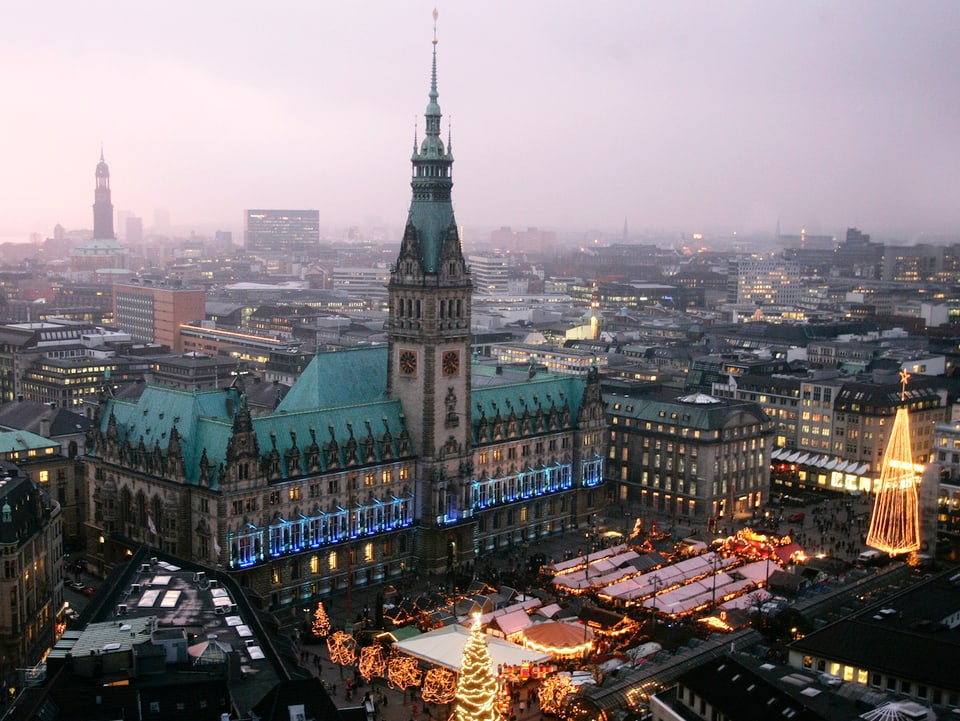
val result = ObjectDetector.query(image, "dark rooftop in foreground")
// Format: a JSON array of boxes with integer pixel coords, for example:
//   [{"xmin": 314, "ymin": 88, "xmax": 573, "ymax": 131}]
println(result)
[
  {"xmin": 790, "ymin": 567, "xmax": 960, "ymax": 693},
  {"xmin": 4, "ymin": 548, "xmax": 336, "ymax": 721}
]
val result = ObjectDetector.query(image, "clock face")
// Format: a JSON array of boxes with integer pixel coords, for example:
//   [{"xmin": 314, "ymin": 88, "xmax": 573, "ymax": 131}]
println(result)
[
  {"xmin": 399, "ymin": 349, "xmax": 418, "ymax": 375},
  {"xmin": 442, "ymin": 350, "xmax": 460, "ymax": 377}
]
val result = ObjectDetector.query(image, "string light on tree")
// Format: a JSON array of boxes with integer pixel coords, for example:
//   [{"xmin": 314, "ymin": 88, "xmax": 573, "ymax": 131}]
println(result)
[
  {"xmin": 454, "ymin": 614, "xmax": 499, "ymax": 721},
  {"xmin": 422, "ymin": 667, "xmax": 458, "ymax": 705},
  {"xmin": 327, "ymin": 630, "xmax": 357, "ymax": 675},
  {"xmin": 359, "ymin": 644, "xmax": 390, "ymax": 681},
  {"xmin": 866, "ymin": 370, "xmax": 922, "ymax": 556},
  {"xmin": 312, "ymin": 601, "xmax": 331, "ymax": 638},
  {"xmin": 387, "ymin": 653, "xmax": 423, "ymax": 690},
  {"xmin": 538, "ymin": 674, "xmax": 575, "ymax": 715}
]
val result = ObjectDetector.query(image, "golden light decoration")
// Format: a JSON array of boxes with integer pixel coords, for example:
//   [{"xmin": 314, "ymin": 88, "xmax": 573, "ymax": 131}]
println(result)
[
  {"xmin": 422, "ymin": 667, "xmax": 458, "ymax": 705},
  {"xmin": 387, "ymin": 653, "xmax": 422, "ymax": 690},
  {"xmin": 359, "ymin": 644, "xmax": 390, "ymax": 681},
  {"xmin": 312, "ymin": 601, "xmax": 331, "ymax": 638},
  {"xmin": 866, "ymin": 399, "xmax": 921, "ymax": 556},
  {"xmin": 327, "ymin": 630, "xmax": 357, "ymax": 668},
  {"xmin": 521, "ymin": 622, "xmax": 594, "ymax": 659},
  {"xmin": 454, "ymin": 614, "xmax": 498, "ymax": 721},
  {"xmin": 538, "ymin": 674, "xmax": 575, "ymax": 715}
]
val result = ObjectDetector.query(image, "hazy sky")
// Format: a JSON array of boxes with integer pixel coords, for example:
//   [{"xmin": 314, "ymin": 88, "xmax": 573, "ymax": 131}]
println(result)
[{"xmin": 2, "ymin": 1, "xmax": 958, "ymax": 241}]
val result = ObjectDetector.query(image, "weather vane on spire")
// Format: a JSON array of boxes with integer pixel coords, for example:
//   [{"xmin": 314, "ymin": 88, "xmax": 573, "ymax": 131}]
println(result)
[
  {"xmin": 432, "ymin": 8, "xmax": 439, "ymax": 45},
  {"xmin": 899, "ymin": 368, "xmax": 910, "ymax": 401}
]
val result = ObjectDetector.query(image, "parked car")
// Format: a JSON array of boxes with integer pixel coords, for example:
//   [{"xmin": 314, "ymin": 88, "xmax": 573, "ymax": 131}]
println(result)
[
  {"xmin": 81, "ymin": 586, "xmax": 97, "ymax": 597},
  {"xmin": 787, "ymin": 511, "xmax": 806, "ymax": 523},
  {"xmin": 857, "ymin": 549, "xmax": 890, "ymax": 566},
  {"xmin": 71, "ymin": 583, "xmax": 86, "ymax": 593}
]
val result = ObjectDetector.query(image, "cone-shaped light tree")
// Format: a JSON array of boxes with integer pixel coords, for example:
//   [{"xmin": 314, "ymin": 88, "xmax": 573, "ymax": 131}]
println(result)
[
  {"xmin": 454, "ymin": 614, "xmax": 499, "ymax": 721},
  {"xmin": 866, "ymin": 370, "xmax": 921, "ymax": 556},
  {"xmin": 312, "ymin": 601, "xmax": 331, "ymax": 638}
]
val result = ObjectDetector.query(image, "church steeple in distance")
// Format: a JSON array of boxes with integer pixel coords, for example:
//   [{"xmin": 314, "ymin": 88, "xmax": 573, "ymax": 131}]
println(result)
[{"xmin": 93, "ymin": 148, "xmax": 115, "ymax": 240}]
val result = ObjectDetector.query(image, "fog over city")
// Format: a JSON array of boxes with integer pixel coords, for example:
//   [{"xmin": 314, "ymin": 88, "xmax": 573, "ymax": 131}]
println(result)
[{"xmin": 2, "ymin": 1, "xmax": 958, "ymax": 242}]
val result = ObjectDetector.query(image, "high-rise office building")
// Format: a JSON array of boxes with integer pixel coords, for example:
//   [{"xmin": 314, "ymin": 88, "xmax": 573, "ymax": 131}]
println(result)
[
  {"xmin": 467, "ymin": 252, "xmax": 510, "ymax": 295},
  {"xmin": 125, "ymin": 216, "xmax": 143, "ymax": 245},
  {"xmin": 726, "ymin": 256, "xmax": 801, "ymax": 307},
  {"xmin": 112, "ymin": 281, "xmax": 206, "ymax": 351},
  {"xmin": 245, "ymin": 209, "xmax": 320, "ymax": 257}
]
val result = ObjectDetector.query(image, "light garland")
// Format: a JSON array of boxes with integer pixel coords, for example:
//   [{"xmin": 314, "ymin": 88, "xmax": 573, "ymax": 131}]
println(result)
[
  {"xmin": 521, "ymin": 623, "xmax": 594, "ymax": 659},
  {"xmin": 422, "ymin": 667, "xmax": 458, "ymax": 705},
  {"xmin": 387, "ymin": 654, "xmax": 422, "ymax": 690},
  {"xmin": 327, "ymin": 630, "xmax": 357, "ymax": 668},
  {"xmin": 359, "ymin": 644, "xmax": 389, "ymax": 681},
  {"xmin": 538, "ymin": 674, "xmax": 575, "ymax": 715},
  {"xmin": 523, "ymin": 637, "xmax": 594, "ymax": 658}
]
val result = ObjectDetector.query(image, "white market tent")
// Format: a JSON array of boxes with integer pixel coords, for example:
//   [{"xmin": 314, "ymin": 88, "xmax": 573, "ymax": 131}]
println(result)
[
  {"xmin": 539, "ymin": 603, "xmax": 562, "ymax": 618},
  {"xmin": 719, "ymin": 588, "xmax": 771, "ymax": 610},
  {"xmin": 544, "ymin": 545, "xmax": 630, "ymax": 575},
  {"xmin": 735, "ymin": 560, "xmax": 777, "ymax": 585},
  {"xmin": 493, "ymin": 609, "xmax": 534, "ymax": 637},
  {"xmin": 393, "ymin": 624, "xmax": 550, "ymax": 672},
  {"xmin": 551, "ymin": 548, "xmax": 643, "ymax": 591}
]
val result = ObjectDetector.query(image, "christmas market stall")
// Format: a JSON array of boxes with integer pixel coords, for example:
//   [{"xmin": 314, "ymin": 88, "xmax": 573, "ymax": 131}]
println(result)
[{"xmin": 520, "ymin": 620, "xmax": 595, "ymax": 660}]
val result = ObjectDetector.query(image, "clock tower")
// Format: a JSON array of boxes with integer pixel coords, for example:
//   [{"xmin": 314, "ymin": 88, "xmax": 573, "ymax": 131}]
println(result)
[{"xmin": 387, "ymin": 15, "xmax": 474, "ymax": 573}]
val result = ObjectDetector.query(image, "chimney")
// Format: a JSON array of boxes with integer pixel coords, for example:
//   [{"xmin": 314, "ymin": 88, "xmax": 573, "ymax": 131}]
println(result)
[{"xmin": 39, "ymin": 417, "xmax": 52, "ymax": 438}]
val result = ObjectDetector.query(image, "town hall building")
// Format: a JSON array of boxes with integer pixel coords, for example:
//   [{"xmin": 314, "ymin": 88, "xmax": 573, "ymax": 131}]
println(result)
[{"xmin": 84, "ymin": 36, "xmax": 606, "ymax": 619}]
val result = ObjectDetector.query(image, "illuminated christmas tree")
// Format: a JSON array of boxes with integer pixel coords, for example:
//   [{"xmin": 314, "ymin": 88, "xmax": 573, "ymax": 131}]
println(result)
[
  {"xmin": 866, "ymin": 370, "xmax": 921, "ymax": 556},
  {"xmin": 312, "ymin": 601, "xmax": 331, "ymax": 638},
  {"xmin": 454, "ymin": 615, "xmax": 499, "ymax": 721}
]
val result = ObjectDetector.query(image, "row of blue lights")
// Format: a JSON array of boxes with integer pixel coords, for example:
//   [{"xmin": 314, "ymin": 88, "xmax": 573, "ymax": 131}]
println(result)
[
  {"xmin": 470, "ymin": 460, "xmax": 603, "ymax": 509},
  {"xmin": 228, "ymin": 497, "xmax": 412, "ymax": 568}
]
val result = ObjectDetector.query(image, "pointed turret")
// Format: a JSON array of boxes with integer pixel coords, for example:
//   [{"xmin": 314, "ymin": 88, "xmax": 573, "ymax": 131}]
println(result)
[{"xmin": 398, "ymin": 16, "xmax": 460, "ymax": 275}]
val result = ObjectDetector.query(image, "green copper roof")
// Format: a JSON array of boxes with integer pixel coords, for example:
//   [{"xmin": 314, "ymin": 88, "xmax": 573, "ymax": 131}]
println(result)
[
  {"xmin": 471, "ymin": 372, "xmax": 589, "ymax": 433},
  {"xmin": 276, "ymin": 346, "xmax": 388, "ymax": 413},
  {"xmin": 256, "ymin": 398, "xmax": 410, "ymax": 477},
  {"xmin": 106, "ymin": 385, "xmax": 239, "ymax": 486},
  {"xmin": 99, "ymin": 347, "xmax": 411, "ymax": 488},
  {"xmin": 0, "ymin": 428, "xmax": 60, "ymax": 454},
  {"xmin": 603, "ymin": 392, "xmax": 769, "ymax": 432}
]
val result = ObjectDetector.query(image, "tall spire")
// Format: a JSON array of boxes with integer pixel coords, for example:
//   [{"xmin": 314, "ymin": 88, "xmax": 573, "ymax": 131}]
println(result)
[{"xmin": 399, "ymin": 8, "xmax": 458, "ymax": 275}]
